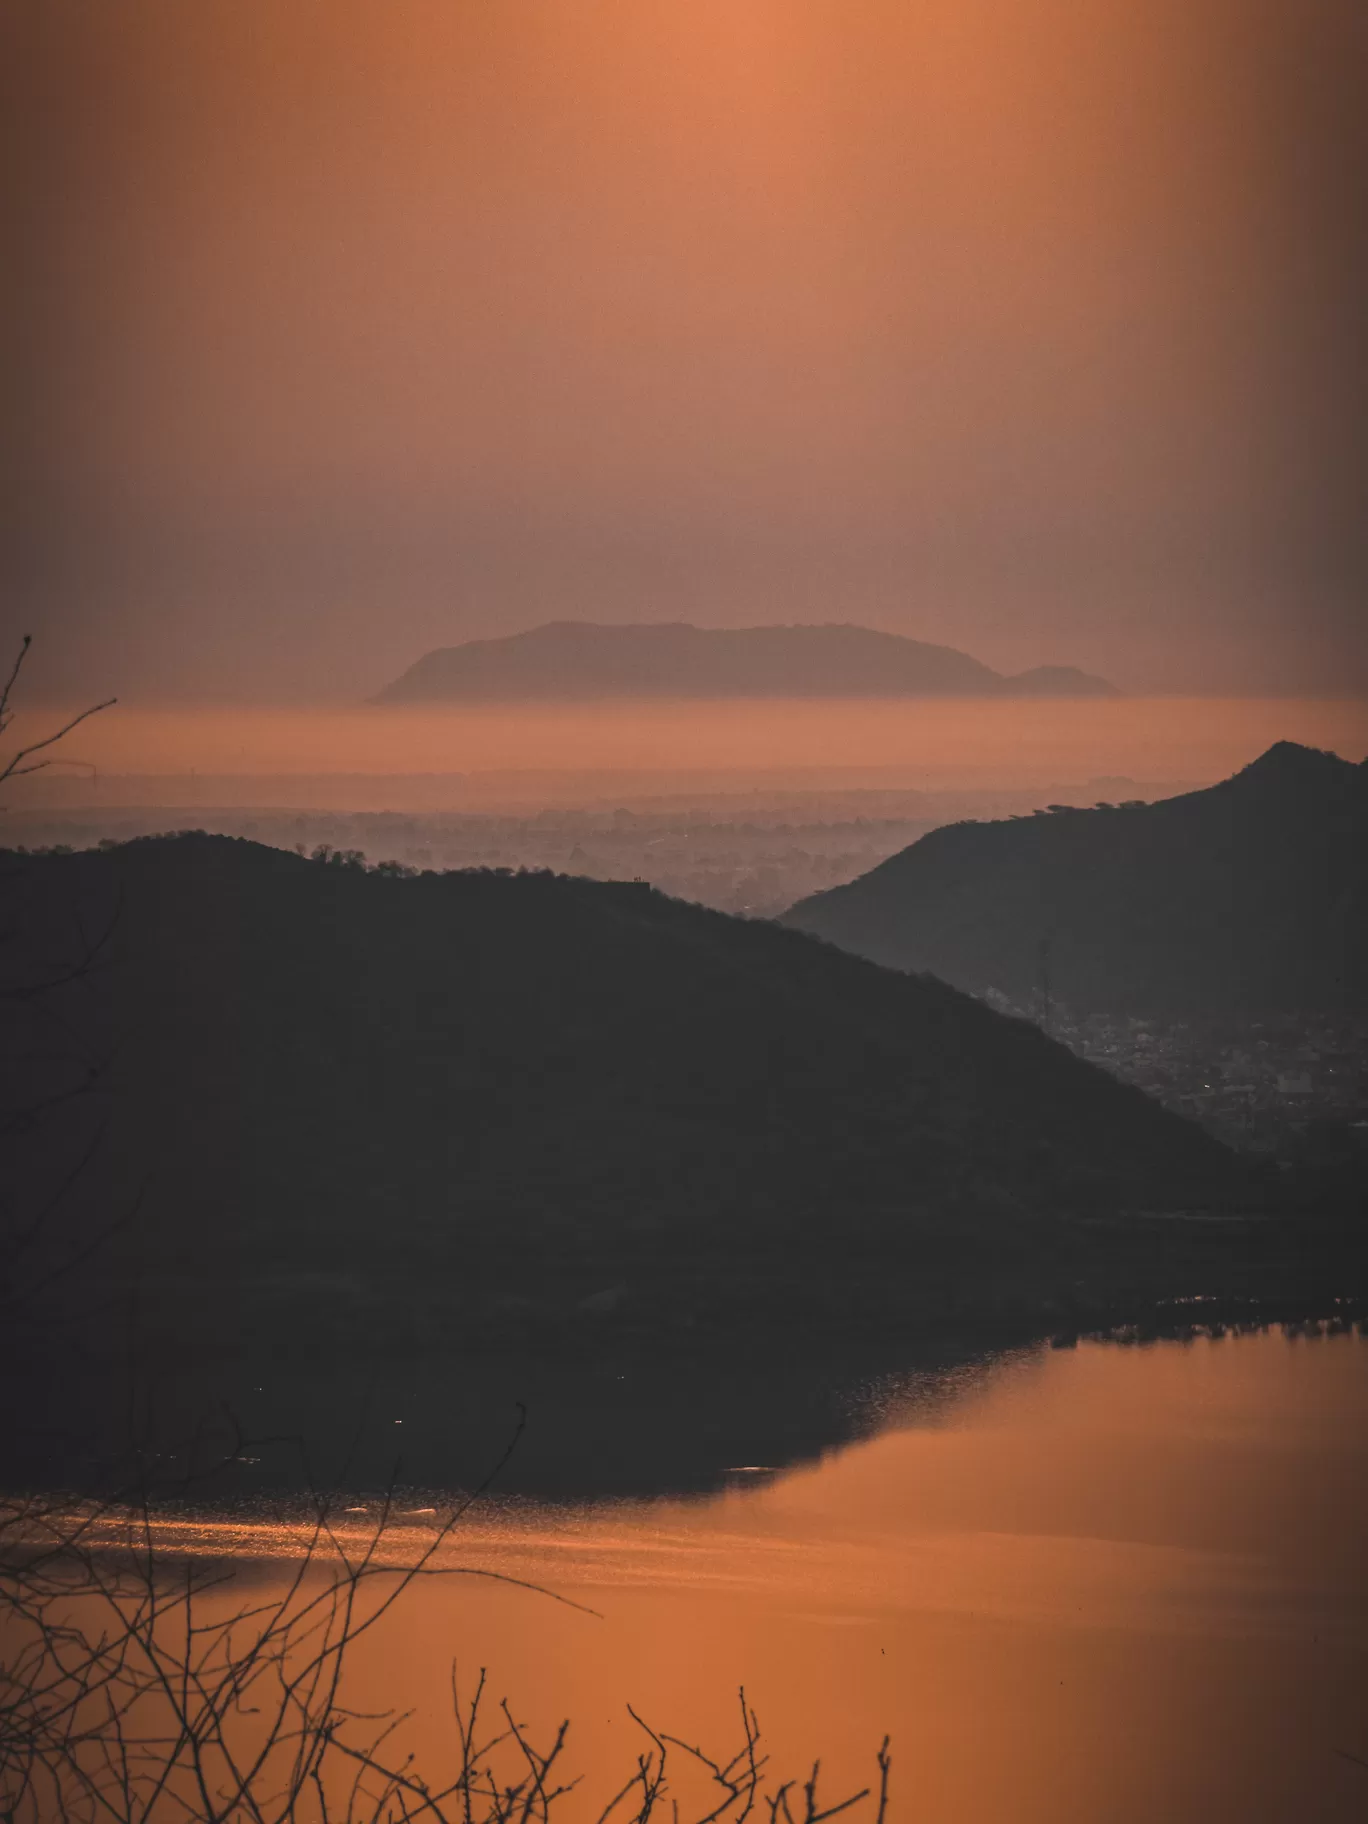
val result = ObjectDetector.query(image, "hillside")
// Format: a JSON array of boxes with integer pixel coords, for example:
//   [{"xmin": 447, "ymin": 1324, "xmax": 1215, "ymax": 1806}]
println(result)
[
  {"xmin": 371, "ymin": 621, "xmax": 1118, "ymax": 701},
  {"xmin": 783, "ymin": 743, "xmax": 1368, "ymax": 1016},
  {"xmin": 4, "ymin": 837, "xmax": 1231, "ymax": 1326}
]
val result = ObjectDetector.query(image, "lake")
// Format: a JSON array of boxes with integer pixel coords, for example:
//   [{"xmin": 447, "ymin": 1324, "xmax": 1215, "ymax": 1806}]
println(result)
[{"xmin": 104, "ymin": 1326, "xmax": 1368, "ymax": 1823}]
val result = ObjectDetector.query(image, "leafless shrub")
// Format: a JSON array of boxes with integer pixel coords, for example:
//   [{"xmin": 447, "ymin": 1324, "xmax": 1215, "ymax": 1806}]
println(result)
[{"xmin": 0, "ymin": 1420, "xmax": 891, "ymax": 1824}]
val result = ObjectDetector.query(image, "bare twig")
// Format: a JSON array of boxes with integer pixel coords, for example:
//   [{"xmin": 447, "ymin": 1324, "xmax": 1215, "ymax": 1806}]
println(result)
[
  {"xmin": 2, "ymin": 1452, "xmax": 893, "ymax": 1823},
  {"xmin": 0, "ymin": 635, "xmax": 116, "ymax": 791}
]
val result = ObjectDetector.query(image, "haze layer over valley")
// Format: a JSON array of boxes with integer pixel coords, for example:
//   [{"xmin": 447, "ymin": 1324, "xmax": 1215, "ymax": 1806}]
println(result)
[
  {"xmin": 9, "ymin": 691, "xmax": 1363, "ymax": 794},
  {"xmin": 11, "ymin": 690, "xmax": 1362, "ymax": 915}
]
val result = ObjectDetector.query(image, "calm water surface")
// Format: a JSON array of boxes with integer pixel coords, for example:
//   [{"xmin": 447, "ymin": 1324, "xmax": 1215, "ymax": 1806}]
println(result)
[{"xmin": 156, "ymin": 1331, "xmax": 1368, "ymax": 1822}]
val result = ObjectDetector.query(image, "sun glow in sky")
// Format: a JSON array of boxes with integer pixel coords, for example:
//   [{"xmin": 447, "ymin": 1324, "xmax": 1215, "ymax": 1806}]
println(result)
[{"xmin": 12, "ymin": 0, "xmax": 1367, "ymax": 703}]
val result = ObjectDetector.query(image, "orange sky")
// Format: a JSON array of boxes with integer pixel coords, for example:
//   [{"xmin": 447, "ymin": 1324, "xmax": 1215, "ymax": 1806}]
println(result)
[{"xmin": 9, "ymin": 1, "xmax": 1366, "ymax": 702}]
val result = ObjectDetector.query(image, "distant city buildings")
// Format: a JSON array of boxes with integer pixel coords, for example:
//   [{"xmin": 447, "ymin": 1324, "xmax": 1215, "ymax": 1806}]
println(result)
[{"xmin": 1001, "ymin": 1005, "xmax": 1368, "ymax": 1156}]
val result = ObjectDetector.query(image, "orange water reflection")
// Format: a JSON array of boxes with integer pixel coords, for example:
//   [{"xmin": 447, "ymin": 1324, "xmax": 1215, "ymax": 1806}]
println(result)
[{"xmin": 153, "ymin": 1332, "xmax": 1368, "ymax": 1822}]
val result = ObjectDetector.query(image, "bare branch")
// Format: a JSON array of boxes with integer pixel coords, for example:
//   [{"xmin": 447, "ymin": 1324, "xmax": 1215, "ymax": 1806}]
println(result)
[
  {"xmin": 2, "ymin": 699, "xmax": 118, "ymax": 786},
  {"xmin": 0, "ymin": 635, "xmax": 116, "ymax": 795}
]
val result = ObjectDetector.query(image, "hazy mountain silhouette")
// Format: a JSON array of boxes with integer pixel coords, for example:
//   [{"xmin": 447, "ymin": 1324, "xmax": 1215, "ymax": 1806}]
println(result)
[
  {"xmin": 783, "ymin": 743, "xmax": 1368, "ymax": 1015},
  {"xmin": 371, "ymin": 621, "xmax": 1118, "ymax": 701}
]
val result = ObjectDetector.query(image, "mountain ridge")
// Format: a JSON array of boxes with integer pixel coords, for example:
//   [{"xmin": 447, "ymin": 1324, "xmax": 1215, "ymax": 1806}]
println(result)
[
  {"xmin": 782, "ymin": 743, "xmax": 1368, "ymax": 1016},
  {"xmin": 6, "ymin": 834, "xmax": 1233, "ymax": 1324}
]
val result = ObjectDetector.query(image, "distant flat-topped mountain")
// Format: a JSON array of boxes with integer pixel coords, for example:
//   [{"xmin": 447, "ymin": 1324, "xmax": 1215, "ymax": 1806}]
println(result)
[
  {"xmin": 783, "ymin": 743, "xmax": 1368, "ymax": 1017},
  {"xmin": 371, "ymin": 621, "xmax": 1119, "ymax": 702}
]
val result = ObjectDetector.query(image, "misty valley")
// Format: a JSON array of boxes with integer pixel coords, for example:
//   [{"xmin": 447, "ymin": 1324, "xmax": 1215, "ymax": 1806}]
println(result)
[{"xmin": 5, "ymin": 699, "xmax": 1368, "ymax": 1824}]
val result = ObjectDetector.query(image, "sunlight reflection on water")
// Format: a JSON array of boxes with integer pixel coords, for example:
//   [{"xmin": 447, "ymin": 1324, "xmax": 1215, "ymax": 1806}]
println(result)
[{"xmin": 53, "ymin": 1332, "xmax": 1368, "ymax": 1823}]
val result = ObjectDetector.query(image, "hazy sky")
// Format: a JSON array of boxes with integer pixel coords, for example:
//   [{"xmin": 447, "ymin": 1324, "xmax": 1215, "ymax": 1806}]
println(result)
[{"xmin": 8, "ymin": 0, "xmax": 1366, "ymax": 702}]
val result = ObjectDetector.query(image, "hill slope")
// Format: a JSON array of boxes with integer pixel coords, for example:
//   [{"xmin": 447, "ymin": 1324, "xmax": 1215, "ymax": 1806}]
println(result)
[
  {"xmin": 783, "ymin": 743, "xmax": 1368, "ymax": 1016},
  {"xmin": 372, "ymin": 621, "xmax": 1117, "ymax": 701},
  {"xmin": 6, "ymin": 837, "xmax": 1229, "ymax": 1312}
]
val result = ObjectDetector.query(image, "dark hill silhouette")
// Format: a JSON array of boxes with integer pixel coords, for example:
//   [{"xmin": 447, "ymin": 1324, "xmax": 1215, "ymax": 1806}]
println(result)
[
  {"xmin": 6, "ymin": 836, "xmax": 1229, "ymax": 1315},
  {"xmin": 783, "ymin": 743, "xmax": 1368, "ymax": 1016},
  {"xmin": 371, "ymin": 621, "xmax": 1118, "ymax": 701}
]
